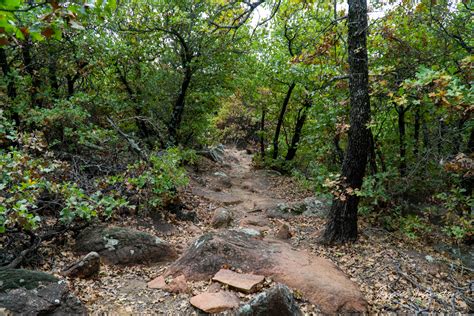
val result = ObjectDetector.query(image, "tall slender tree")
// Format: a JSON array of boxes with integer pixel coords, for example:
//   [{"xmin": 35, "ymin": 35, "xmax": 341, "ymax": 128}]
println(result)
[{"xmin": 322, "ymin": 0, "xmax": 371, "ymax": 243}]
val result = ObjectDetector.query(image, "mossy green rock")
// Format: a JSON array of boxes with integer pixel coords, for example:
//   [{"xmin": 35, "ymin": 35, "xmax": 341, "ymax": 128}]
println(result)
[
  {"xmin": 0, "ymin": 269, "xmax": 58, "ymax": 292},
  {"xmin": 75, "ymin": 226, "xmax": 177, "ymax": 265}
]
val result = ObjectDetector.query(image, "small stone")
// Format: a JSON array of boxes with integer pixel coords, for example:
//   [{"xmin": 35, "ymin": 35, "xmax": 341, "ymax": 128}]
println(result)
[
  {"xmin": 148, "ymin": 275, "xmax": 189, "ymax": 294},
  {"xmin": 212, "ymin": 269, "xmax": 265, "ymax": 293},
  {"xmin": 61, "ymin": 252, "xmax": 100, "ymax": 279},
  {"xmin": 148, "ymin": 276, "xmax": 167, "ymax": 289},
  {"xmin": 211, "ymin": 208, "xmax": 232, "ymax": 228},
  {"xmin": 207, "ymin": 282, "xmax": 222, "ymax": 293},
  {"xmin": 275, "ymin": 223, "xmax": 291, "ymax": 240},
  {"xmin": 190, "ymin": 291, "xmax": 239, "ymax": 313}
]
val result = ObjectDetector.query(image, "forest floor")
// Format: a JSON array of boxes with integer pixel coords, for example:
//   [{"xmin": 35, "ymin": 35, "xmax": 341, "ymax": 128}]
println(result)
[{"xmin": 37, "ymin": 147, "xmax": 472, "ymax": 314}]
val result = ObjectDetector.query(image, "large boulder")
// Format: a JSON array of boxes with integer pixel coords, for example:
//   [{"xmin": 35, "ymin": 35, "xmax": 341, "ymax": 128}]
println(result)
[
  {"xmin": 237, "ymin": 284, "xmax": 302, "ymax": 316},
  {"xmin": 75, "ymin": 226, "xmax": 176, "ymax": 265},
  {"xmin": 164, "ymin": 230, "xmax": 367, "ymax": 314},
  {"xmin": 0, "ymin": 269, "xmax": 87, "ymax": 315}
]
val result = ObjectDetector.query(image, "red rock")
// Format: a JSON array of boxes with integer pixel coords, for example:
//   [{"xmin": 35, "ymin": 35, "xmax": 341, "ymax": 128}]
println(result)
[
  {"xmin": 165, "ymin": 230, "xmax": 367, "ymax": 313},
  {"xmin": 212, "ymin": 269, "xmax": 264, "ymax": 293},
  {"xmin": 148, "ymin": 276, "xmax": 167, "ymax": 289},
  {"xmin": 190, "ymin": 291, "xmax": 239, "ymax": 313},
  {"xmin": 147, "ymin": 275, "xmax": 189, "ymax": 293}
]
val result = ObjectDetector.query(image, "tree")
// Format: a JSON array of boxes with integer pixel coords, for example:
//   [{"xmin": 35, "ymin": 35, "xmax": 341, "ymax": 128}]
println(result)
[{"xmin": 322, "ymin": 0, "xmax": 370, "ymax": 243}]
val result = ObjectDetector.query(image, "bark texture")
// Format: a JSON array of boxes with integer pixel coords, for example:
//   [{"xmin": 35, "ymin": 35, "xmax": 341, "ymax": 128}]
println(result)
[{"xmin": 322, "ymin": 0, "xmax": 370, "ymax": 243}]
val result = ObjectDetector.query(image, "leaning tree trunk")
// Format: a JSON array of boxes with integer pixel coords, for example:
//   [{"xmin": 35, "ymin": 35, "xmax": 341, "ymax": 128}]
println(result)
[
  {"xmin": 286, "ymin": 96, "xmax": 311, "ymax": 161},
  {"xmin": 322, "ymin": 0, "xmax": 370, "ymax": 244},
  {"xmin": 273, "ymin": 82, "xmax": 296, "ymax": 159},
  {"xmin": 168, "ymin": 65, "xmax": 192, "ymax": 146}
]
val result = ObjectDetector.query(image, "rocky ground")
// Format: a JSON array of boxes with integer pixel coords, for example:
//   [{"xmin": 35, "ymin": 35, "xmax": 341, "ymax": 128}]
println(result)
[{"xmin": 3, "ymin": 147, "xmax": 472, "ymax": 314}]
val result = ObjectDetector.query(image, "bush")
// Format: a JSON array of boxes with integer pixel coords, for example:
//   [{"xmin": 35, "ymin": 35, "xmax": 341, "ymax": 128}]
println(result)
[{"xmin": 107, "ymin": 147, "xmax": 193, "ymax": 211}]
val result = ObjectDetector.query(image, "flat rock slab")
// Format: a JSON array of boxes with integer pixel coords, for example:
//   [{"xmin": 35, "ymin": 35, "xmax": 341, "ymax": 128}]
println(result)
[
  {"xmin": 212, "ymin": 269, "xmax": 264, "ymax": 293},
  {"xmin": 165, "ymin": 230, "xmax": 367, "ymax": 313},
  {"xmin": 190, "ymin": 291, "xmax": 239, "ymax": 313}
]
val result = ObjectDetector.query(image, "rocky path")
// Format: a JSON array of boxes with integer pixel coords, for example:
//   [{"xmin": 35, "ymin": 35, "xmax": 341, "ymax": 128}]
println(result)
[{"xmin": 4, "ymin": 147, "xmax": 472, "ymax": 315}]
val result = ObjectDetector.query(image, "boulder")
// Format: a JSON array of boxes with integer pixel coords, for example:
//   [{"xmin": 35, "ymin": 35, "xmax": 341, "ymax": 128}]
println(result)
[
  {"xmin": 0, "ymin": 269, "xmax": 87, "ymax": 315},
  {"xmin": 164, "ymin": 230, "xmax": 367, "ymax": 313},
  {"xmin": 190, "ymin": 291, "xmax": 239, "ymax": 313},
  {"xmin": 211, "ymin": 208, "xmax": 233, "ymax": 228},
  {"xmin": 237, "ymin": 284, "xmax": 302, "ymax": 316},
  {"xmin": 75, "ymin": 226, "xmax": 176, "ymax": 265},
  {"xmin": 62, "ymin": 251, "xmax": 100, "ymax": 279},
  {"xmin": 267, "ymin": 197, "xmax": 329, "ymax": 218}
]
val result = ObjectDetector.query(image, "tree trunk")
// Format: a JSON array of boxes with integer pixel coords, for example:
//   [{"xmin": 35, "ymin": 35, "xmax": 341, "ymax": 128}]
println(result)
[
  {"xmin": 368, "ymin": 130, "xmax": 378, "ymax": 175},
  {"xmin": 286, "ymin": 97, "xmax": 311, "ymax": 161},
  {"xmin": 260, "ymin": 106, "xmax": 266, "ymax": 159},
  {"xmin": 333, "ymin": 133, "xmax": 344, "ymax": 164},
  {"xmin": 116, "ymin": 65, "xmax": 151, "ymax": 141},
  {"xmin": 467, "ymin": 126, "xmax": 474, "ymax": 154},
  {"xmin": 322, "ymin": 0, "xmax": 370, "ymax": 244},
  {"xmin": 0, "ymin": 47, "xmax": 20, "ymax": 127},
  {"xmin": 414, "ymin": 106, "xmax": 420, "ymax": 157},
  {"xmin": 398, "ymin": 106, "xmax": 407, "ymax": 177},
  {"xmin": 22, "ymin": 40, "xmax": 42, "ymax": 107},
  {"xmin": 168, "ymin": 65, "xmax": 192, "ymax": 146},
  {"xmin": 273, "ymin": 82, "xmax": 295, "ymax": 159},
  {"xmin": 48, "ymin": 57, "xmax": 59, "ymax": 99}
]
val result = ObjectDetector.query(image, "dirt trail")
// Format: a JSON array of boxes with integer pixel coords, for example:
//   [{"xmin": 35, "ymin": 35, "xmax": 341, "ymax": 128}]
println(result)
[
  {"xmin": 189, "ymin": 147, "xmax": 287, "ymax": 222},
  {"xmin": 187, "ymin": 147, "xmax": 296, "ymax": 238}
]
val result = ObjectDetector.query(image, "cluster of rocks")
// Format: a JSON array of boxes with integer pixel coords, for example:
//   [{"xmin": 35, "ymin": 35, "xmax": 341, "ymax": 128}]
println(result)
[
  {"xmin": 154, "ymin": 229, "xmax": 368, "ymax": 314},
  {"xmin": 148, "ymin": 268, "xmax": 302, "ymax": 315}
]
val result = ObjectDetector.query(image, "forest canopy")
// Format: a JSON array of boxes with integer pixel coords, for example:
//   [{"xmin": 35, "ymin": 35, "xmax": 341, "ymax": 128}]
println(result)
[{"xmin": 0, "ymin": 1, "xmax": 472, "ymax": 310}]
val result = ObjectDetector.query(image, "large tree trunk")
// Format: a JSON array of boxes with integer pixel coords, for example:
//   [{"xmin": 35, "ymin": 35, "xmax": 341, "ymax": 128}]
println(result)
[
  {"xmin": 273, "ymin": 82, "xmax": 295, "ymax": 159},
  {"xmin": 168, "ymin": 65, "xmax": 192, "ymax": 146},
  {"xmin": 286, "ymin": 96, "xmax": 311, "ymax": 161},
  {"xmin": 322, "ymin": 0, "xmax": 370, "ymax": 244}
]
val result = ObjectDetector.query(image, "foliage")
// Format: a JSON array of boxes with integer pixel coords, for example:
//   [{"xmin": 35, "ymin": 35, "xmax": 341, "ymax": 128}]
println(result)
[
  {"xmin": 0, "ymin": 0, "xmax": 472, "ymax": 249},
  {"xmin": 0, "ymin": 145, "xmax": 129, "ymax": 233},
  {"xmin": 107, "ymin": 148, "xmax": 192, "ymax": 211}
]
